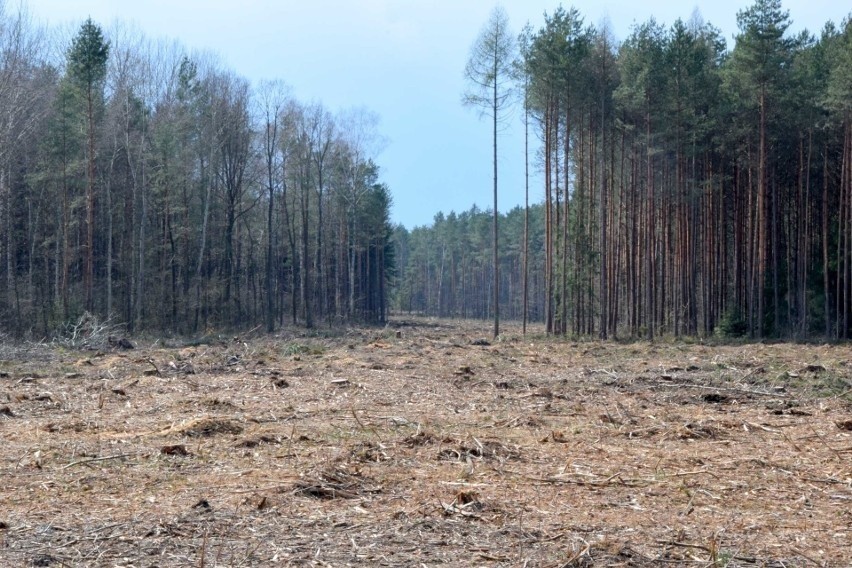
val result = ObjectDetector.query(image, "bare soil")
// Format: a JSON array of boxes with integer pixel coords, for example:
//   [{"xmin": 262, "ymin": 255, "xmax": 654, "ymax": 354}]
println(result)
[{"xmin": 1, "ymin": 318, "xmax": 850, "ymax": 567}]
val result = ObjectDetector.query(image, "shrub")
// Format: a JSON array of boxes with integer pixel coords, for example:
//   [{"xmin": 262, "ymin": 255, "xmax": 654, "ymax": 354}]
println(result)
[{"xmin": 715, "ymin": 309, "xmax": 747, "ymax": 338}]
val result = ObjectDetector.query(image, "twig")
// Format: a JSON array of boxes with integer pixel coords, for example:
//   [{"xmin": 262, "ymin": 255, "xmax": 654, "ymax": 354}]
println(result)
[
  {"xmin": 779, "ymin": 429, "xmax": 804, "ymax": 452},
  {"xmin": 60, "ymin": 453, "xmax": 137, "ymax": 470},
  {"xmin": 558, "ymin": 543, "xmax": 590, "ymax": 567},
  {"xmin": 199, "ymin": 528, "xmax": 207, "ymax": 568},
  {"xmin": 521, "ymin": 473, "xmax": 649, "ymax": 488},
  {"xmin": 664, "ymin": 383, "xmax": 789, "ymax": 398},
  {"xmin": 662, "ymin": 469, "xmax": 717, "ymax": 478},
  {"xmin": 535, "ymin": 532, "xmax": 567, "ymax": 543},
  {"xmin": 591, "ymin": 368, "xmax": 618, "ymax": 378},
  {"xmin": 286, "ymin": 423, "xmax": 296, "ymax": 463},
  {"xmin": 834, "ymin": 388, "xmax": 852, "ymax": 399},
  {"xmin": 808, "ymin": 424, "xmax": 844, "ymax": 460},
  {"xmin": 350, "ymin": 406, "xmax": 367, "ymax": 429},
  {"xmin": 656, "ymin": 540, "xmax": 712, "ymax": 553},
  {"xmin": 658, "ymin": 540, "xmax": 759, "ymax": 565},
  {"xmin": 743, "ymin": 421, "xmax": 781, "ymax": 433},
  {"xmin": 351, "ymin": 406, "xmax": 383, "ymax": 442},
  {"xmin": 791, "ymin": 546, "xmax": 827, "ymax": 566}
]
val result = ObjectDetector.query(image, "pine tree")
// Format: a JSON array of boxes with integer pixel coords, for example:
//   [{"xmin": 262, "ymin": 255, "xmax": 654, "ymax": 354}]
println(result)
[{"xmin": 67, "ymin": 18, "xmax": 109, "ymax": 314}]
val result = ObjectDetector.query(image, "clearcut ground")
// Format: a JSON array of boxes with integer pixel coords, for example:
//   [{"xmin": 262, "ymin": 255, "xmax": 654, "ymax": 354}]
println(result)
[{"xmin": 1, "ymin": 318, "xmax": 850, "ymax": 566}]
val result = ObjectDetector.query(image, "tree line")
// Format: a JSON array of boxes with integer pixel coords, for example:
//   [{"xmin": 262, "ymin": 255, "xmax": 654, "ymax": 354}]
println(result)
[
  {"xmin": 393, "ymin": 0, "xmax": 852, "ymax": 340},
  {"xmin": 0, "ymin": 5, "xmax": 394, "ymax": 337}
]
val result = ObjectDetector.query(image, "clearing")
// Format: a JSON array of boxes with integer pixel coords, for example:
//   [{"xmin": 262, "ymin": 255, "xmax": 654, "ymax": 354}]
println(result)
[{"xmin": 0, "ymin": 318, "xmax": 850, "ymax": 567}]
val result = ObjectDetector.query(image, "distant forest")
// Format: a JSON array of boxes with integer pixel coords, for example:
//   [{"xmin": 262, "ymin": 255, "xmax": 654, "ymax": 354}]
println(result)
[
  {"xmin": 393, "ymin": 0, "xmax": 852, "ymax": 340},
  {"xmin": 1, "ymin": 1, "xmax": 851, "ymax": 340}
]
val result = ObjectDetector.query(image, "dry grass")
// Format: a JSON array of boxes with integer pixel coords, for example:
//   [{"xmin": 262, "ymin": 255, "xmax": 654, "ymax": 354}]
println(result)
[{"xmin": 1, "ymin": 318, "xmax": 850, "ymax": 567}]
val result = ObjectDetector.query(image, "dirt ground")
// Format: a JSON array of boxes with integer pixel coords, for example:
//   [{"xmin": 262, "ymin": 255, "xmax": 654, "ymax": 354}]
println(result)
[{"xmin": 0, "ymin": 318, "xmax": 850, "ymax": 567}]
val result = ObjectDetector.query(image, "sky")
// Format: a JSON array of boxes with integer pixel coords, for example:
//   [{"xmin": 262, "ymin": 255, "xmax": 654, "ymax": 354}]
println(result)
[{"xmin": 20, "ymin": 0, "xmax": 850, "ymax": 229}]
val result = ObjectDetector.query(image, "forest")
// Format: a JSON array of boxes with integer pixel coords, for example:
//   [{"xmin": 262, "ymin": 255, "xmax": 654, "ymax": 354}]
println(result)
[
  {"xmin": 0, "ymin": 4, "xmax": 394, "ymax": 337},
  {"xmin": 0, "ymin": 0, "xmax": 851, "ymax": 340},
  {"xmin": 394, "ymin": 0, "xmax": 852, "ymax": 340}
]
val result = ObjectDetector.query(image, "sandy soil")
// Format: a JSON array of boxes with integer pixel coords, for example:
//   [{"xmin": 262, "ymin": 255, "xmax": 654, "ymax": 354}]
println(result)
[{"xmin": 0, "ymin": 318, "xmax": 850, "ymax": 567}]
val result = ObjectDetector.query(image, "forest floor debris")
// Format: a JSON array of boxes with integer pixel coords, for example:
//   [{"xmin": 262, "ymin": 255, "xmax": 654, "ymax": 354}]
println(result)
[{"xmin": 0, "ymin": 318, "xmax": 850, "ymax": 566}]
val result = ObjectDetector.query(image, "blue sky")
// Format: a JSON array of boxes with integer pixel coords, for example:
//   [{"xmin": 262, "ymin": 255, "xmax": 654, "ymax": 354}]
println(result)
[{"xmin": 22, "ymin": 0, "xmax": 850, "ymax": 229}]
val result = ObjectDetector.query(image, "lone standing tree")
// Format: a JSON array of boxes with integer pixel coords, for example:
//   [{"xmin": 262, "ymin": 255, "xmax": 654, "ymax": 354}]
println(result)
[
  {"xmin": 67, "ymin": 18, "xmax": 109, "ymax": 313},
  {"xmin": 463, "ymin": 5, "xmax": 515, "ymax": 338}
]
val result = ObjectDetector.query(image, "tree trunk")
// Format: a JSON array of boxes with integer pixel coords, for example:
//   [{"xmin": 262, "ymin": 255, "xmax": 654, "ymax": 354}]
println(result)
[
  {"xmin": 522, "ymin": 85, "xmax": 529, "ymax": 335},
  {"xmin": 84, "ymin": 85, "xmax": 95, "ymax": 313},
  {"xmin": 491, "ymin": 54, "xmax": 499, "ymax": 339}
]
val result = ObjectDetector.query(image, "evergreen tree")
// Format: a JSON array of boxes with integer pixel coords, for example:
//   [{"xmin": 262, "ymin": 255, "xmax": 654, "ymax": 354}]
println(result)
[{"xmin": 67, "ymin": 18, "xmax": 109, "ymax": 313}]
